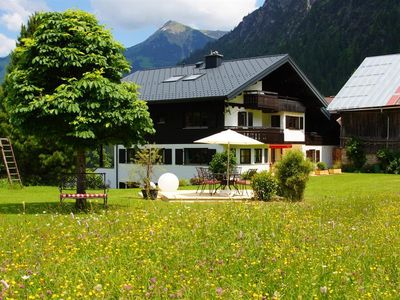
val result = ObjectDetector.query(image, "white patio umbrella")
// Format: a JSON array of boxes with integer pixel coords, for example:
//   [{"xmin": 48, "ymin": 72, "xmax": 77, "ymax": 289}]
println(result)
[{"xmin": 194, "ymin": 129, "xmax": 264, "ymax": 185}]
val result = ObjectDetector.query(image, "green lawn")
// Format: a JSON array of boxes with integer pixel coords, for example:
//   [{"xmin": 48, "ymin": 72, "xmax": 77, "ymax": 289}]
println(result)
[{"xmin": 0, "ymin": 173, "xmax": 399, "ymax": 299}]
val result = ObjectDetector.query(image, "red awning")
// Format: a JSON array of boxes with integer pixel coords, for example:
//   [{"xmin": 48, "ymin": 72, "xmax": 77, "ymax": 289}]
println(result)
[{"xmin": 269, "ymin": 144, "xmax": 292, "ymax": 149}]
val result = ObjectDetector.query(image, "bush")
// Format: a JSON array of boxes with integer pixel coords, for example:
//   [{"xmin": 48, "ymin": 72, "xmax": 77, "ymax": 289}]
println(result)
[
  {"xmin": 241, "ymin": 169, "xmax": 257, "ymax": 180},
  {"xmin": 275, "ymin": 150, "xmax": 314, "ymax": 201},
  {"xmin": 190, "ymin": 177, "xmax": 202, "ymax": 185},
  {"xmin": 179, "ymin": 179, "xmax": 189, "ymax": 186},
  {"xmin": 345, "ymin": 137, "xmax": 366, "ymax": 170},
  {"xmin": 387, "ymin": 158, "xmax": 400, "ymax": 174},
  {"xmin": 251, "ymin": 171, "xmax": 278, "ymax": 201},
  {"xmin": 316, "ymin": 161, "xmax": 328, "ymax": 170},
  {"xmin": 377, "ymin": 148, "xmax": 400, "ymax": 174},
  {"xmin": 209, "ymin": 151, "xmax": 237, "ymax": 175}
]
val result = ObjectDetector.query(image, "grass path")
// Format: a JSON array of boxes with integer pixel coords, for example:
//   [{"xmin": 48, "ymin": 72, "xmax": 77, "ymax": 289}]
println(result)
[{"xmin": 0, "ymin": 173, "xmax": 399, "ymax": 299}]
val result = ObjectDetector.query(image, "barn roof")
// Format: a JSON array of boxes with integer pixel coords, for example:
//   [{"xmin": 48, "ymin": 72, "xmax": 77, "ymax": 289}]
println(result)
[{"xmin": 328, "ymin": 54, "xmax": 400, "ymax": 112}]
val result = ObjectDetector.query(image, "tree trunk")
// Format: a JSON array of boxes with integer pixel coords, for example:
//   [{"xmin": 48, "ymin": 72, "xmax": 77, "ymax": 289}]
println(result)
[{"xmin": 76, "ymin": 148, "xmax": 87, "ymax": 210}]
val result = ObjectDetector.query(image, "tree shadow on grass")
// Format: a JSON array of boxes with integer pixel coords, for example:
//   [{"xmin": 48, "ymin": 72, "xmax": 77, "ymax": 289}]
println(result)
[{"xmin": 0, "ymin": 201, "xmax": 126, "ymax": 215}]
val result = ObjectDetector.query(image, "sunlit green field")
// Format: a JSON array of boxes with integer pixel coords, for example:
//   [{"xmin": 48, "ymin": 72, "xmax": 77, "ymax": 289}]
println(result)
[{"xmin": 0, "ymin": 173, "xmax": 400, "ymax": 299}]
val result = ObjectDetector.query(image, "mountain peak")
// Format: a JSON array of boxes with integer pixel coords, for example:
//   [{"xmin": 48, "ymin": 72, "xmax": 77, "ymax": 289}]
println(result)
[{"xmin": 160, "ymin": 20, "xmax": 190, "ymax": 34}]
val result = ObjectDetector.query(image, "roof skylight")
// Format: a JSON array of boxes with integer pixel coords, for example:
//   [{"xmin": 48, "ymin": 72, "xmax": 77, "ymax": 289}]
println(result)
[
  {"xmin": 182, "ymin": 74, "xmax": 205, "ymax": 81},
  {"xmin": 163, "ymin": 75, "xmax": 184, "ymax": 83}
]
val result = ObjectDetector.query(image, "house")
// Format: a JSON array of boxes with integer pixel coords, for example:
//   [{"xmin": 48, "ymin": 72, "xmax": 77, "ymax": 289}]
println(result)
[
  {"xmin": 328, "ymin": 53, "xmax": 400, "ymax": 162},
  {"xmin": 98, "ymin": 52, "xmax": 339, "ymax": 188}
]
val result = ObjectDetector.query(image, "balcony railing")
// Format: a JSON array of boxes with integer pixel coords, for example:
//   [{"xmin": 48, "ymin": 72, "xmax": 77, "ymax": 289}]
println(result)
[
  {"xmin": 243, "ymin": 90, "xmax": 305, "ymax": 113},
  {"xmin": 227, "ymin": 126, "xmax": 284, "ymax": 144}
]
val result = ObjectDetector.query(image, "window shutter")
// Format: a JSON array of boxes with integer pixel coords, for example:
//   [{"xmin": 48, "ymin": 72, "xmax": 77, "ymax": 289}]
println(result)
[
  {"xmin": 164, "ymin": 149, "xmax": 172, "ymax": 165},
  {"xmin": 175, "ymin": 149, "xmax": 183, "ymax": 165},
  {"xmin": 118, "ymin": 149, "xmax": 126, "ymax": 163}
]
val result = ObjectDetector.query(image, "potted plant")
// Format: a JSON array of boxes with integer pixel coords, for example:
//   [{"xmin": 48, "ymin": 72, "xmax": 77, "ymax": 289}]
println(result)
[
  {"xmin": 315, "ymin": 161, "xmax": 329, "ymax": 175},
  {"xmin": 329, "ymin": 160, "xmax": 342, "ymax": 174},
  {"xmin": 134, "ymin": 146, "xmax": 162, "ymax": 200}
]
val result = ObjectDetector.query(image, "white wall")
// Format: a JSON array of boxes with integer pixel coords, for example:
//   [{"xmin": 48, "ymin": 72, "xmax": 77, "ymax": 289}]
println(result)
[
  {"xmin": 225, "ymin": 107, "xmax": 263, "ymax": 127},
  {"xmin": 96, "ymin": 143, "xmax": 274, "ymax": 188},
  {"xmin": 302, "ymin": 145, "xmax": 335, "ymax": 167},
  {"xmin": 283, "ymin": 112, "xmax": 305, "ymax": 142}
]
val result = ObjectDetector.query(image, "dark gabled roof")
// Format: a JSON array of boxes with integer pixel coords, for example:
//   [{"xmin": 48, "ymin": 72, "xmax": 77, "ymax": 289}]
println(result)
[{"xmin": 124, "ymin": 54, "xmax": 289, "ymax": 102}]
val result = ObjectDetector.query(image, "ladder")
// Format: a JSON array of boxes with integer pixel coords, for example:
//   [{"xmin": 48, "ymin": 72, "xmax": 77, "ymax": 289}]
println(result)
[{"xmin": 0, "ymin": 138, "xmax": 22, "ymax": 186}]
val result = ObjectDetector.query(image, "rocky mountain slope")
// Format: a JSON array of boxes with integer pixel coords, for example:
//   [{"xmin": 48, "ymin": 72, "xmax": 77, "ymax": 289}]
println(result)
[{"xmin": 186, "ymin": 0, "xmax": 400, "ymax": 95}]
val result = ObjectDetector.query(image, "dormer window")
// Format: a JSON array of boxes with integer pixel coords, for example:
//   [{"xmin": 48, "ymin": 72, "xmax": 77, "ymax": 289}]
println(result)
[
  {"xmin": 183, "ymin": 74, "xmax": 204, "ymax": 81},
  {"xmin": 163, "ymin": 75, "xmax": 184, "ymax": 83}
]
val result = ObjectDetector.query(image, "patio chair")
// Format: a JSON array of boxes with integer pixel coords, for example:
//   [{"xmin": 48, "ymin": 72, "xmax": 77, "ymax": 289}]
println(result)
[
  {"xmin": 235, "ymin": 168, "xmax": 257, "ymax": 195},
  {"xmin": 195, "ymin": 167, "xmax": 207, "ymax": 194},
  {"xmin": 203, "ymin": 168, "xmax": 222, "ymax": 195},
  {"xmin": 195, "ymin": 167, "xmax": 221, "ymax": 194}
]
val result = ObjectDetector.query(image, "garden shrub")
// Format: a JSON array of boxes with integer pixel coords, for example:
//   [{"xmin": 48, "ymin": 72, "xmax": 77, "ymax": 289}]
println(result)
[
  {"xmin": 377, "ymin": 148, "xmax": 400, "ymax": 174},
  {"xmin": 251, "ymin": 171, "xmax": 278, "ymax": 201},
  {"xmin": 275, "ymin": 150, "xmax": 314, "ymax": 201},
  {"xmin": 345, "ymin": 137, "xmax": 366, "ymax": 170},
  {"xmin": 190, "ymin": 177, "xmax": 201, "ymax": 185},
  {"xmin": 179, "ymin": 179, "xmax": 189, "ymax": 186},
  {"xmin": 316, "ymin": 161, "xmax": 328, "ymax": 170},
  {"xmin": 241, "ymin": 169, "xmax": 257, "ymax": 180},
  {"xmin": 209, "ymin": 151, "xmax": 237, "ymax": 175},
  {"xmin": 387, "ymin": 158, "xmax": 400, "ymax": 174}
]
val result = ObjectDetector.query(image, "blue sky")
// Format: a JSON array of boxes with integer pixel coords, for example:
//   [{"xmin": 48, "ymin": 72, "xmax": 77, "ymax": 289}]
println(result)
[{"xmin": 0, "ymin": 0, "xmax": 264, "ymax": 57}]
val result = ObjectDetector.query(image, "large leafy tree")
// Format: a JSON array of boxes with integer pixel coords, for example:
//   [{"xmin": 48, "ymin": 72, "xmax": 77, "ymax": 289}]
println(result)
[{"xmin": 4, "ymin": 10, "xmax": 154, "ymax": 208}]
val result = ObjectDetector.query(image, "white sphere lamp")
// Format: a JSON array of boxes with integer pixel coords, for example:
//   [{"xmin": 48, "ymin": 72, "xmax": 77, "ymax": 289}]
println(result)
[{"xmin": 158, "ymin": 173, "xmax": 179, "ymax": 192}]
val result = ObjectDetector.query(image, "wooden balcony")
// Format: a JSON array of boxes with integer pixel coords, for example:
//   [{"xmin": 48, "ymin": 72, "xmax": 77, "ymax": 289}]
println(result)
[
  {"xmin": 227, "ymin": 126, "xmax": 284, "ymax": 144},
  {"xmin": 243, "ymin": 91, "xmax": 305, "ymax": 113}
]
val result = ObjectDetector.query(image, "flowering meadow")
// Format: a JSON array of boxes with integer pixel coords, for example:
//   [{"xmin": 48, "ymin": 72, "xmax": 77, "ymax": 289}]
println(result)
[{"xmin": 0, "ymin": 173, "xmax": 400, "ymax": 299}]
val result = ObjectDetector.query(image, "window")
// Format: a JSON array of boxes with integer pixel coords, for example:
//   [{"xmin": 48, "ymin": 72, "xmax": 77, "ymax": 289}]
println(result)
[
  {"xmin": 286, "ymin": 116, "xmax": 304, "ymax": 130},
  {"xmin": 248, "ymin": 112, "xmax": 253, "ymax": 127},
  {"xmin": 163, "ymin": 75, "xmax": 184, "ymax": 82},
  {"xmin": 264, "ymin": 149, "xmax": 269, "ymax": 163},
  {"xmin": 118, "ymin": 148, "xmax": 137, "ymax": 164},
  {"xmin": 306, "ymin": 149, "xmax": 320, "ymax": 163},
  {"xmin": 271, "ymin": 115, "xmax": 281, "ymax": 128},
  {"xmin": 238, "ymin": 112, "xmax": 253, "ymax": 127},
  {"xmin": 184, "ymin": 148, "xmax": 215, "ymax": 165},
  {"xmin": 254, "ymin": 149, "xmax": 262, "ymax": 163},
  {"xmin": 183, "ymin": 74, "xmax": 204, "ymax": 81},
  {"xmin": 240, "ymin": 149, "xmax": 251, "ymax": 164},
  {"xmin": 185, "ymin": 112, "xmax": 208, "ymax": 128}
]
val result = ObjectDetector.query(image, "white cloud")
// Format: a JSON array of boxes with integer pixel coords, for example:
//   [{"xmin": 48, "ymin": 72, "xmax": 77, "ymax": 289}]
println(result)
[
  {"xmin": 91, "ymin": 0, "xmax": 258, "ymax": 31},
  {"xmin": 0, "ymin": 33, "xmax": 16, "ymax": 56},
  {"xmin": 0, "ymin": 0, "xmax": 48, "ymax": 31}
]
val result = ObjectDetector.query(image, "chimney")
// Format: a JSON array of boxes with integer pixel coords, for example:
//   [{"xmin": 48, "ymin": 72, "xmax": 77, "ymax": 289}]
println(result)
[{"xmin": 205, "ymin": 50, "xmax": 223, "ymax": 69}]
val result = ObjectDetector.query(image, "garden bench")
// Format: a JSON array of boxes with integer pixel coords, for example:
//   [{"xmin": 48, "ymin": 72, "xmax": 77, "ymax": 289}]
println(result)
[{"xmin": 59, "ymin": 173, "xmax": 108, "ymax": 207}]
